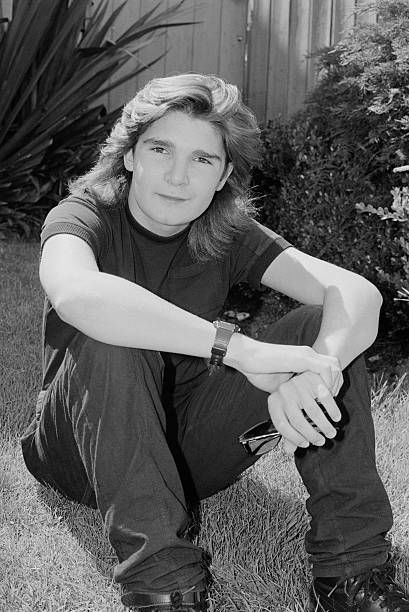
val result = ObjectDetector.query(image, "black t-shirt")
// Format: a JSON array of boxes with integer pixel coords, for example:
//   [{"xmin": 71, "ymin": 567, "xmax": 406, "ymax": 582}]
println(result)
[{"xmin": 40, "ymin": 196, "xmax": 292, "ymax": 390}]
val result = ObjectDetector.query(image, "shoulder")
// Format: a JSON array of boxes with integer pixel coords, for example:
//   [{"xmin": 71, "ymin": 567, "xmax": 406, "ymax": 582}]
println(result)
[
  {"xmin": 232, "ymin": 219, "xmax": 291, "ymax": 251},
  {"xmin": 43, "ymin": 194, "xmax": 114, "ymax": 224},
  {"xmin": 41, "ymin": 195, "xmax": 117, "ymax": 260}
]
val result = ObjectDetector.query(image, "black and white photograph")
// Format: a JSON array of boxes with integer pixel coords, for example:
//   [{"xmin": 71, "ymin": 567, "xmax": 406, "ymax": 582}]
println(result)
[{"xmin": 1, "ymin": 1, "xmax": 408, "ymax": 610}]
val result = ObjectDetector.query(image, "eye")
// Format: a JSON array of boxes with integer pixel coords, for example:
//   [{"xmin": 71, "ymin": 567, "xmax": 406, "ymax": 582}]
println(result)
[
  {"xmin": 151, "ymin": 146, "xmax": 168, "ymax": 154},
  {"xmin": 195, "ymin": 156, "xmax": 212, "ymax": 165}
]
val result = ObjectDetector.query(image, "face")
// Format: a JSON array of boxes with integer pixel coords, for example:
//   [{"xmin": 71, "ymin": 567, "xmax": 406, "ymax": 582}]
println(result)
[{"xmin": 123, "ymin": 110, "xmax": 233, "ymax": 236}]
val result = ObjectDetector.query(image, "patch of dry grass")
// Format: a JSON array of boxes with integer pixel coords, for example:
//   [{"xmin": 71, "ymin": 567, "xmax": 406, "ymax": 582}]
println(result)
[{"xmin": 1, "ymin": 241, "xmax": 408, "ymax": 612}]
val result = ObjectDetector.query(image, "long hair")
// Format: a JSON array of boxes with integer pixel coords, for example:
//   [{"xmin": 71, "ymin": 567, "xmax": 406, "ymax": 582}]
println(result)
[{"xmin": 69, "ymin": 73, "xmax": 261, "ymax": 261}]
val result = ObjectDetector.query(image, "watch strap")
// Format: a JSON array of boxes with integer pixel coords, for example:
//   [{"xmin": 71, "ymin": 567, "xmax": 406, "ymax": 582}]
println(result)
[{"xmin": 209, "ymin": 320, "xmax": 240, "ymax": 375}]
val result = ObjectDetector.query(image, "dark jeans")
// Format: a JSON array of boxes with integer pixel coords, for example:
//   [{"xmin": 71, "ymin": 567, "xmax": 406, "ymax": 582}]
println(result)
[{"xmin": 20, "ymin": 306, "xmax": 393, "ymax": 594}]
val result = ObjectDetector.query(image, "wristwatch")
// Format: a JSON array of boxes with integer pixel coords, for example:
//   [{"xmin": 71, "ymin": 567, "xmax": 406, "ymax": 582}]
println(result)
[{"xmin": 209, "ymin": 320, "xmax": 241, "ymax": 374}]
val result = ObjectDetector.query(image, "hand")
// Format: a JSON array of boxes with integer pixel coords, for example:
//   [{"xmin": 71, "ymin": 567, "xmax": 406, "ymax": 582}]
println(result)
[
  {"xmin": 242, "ymin": 371, "xmax": 292, "ymax": 393},
  {"xmin": 235, "ymin": 340, "xmax": 342, "ymax": 395},
  {"xmin": 267, "ymin": 371, "xmax": 342, "ymax": 453}
]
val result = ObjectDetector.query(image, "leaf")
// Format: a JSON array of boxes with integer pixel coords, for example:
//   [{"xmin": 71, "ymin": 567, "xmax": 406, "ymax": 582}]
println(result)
[
  {"xmin": 0, "ymin": 0, "xmax": 59, "ymax": 127},
  {"xmin": 0, "ymin": 0, "xmax": 193, "ymax": 227},
  {"xmin": 82, "ymin": 0, "xmax": 125, "ymax": 49},
  {"xmin": 87, "ymin": 51, "xmax": 167, "ymax": 102}
]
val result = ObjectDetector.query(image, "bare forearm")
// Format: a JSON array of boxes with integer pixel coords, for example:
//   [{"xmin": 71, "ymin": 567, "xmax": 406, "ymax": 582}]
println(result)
[
  {"xmin": 312, "ymin": 282, "xmax": 382, "ymax": 369},
  {"xmin": 55, "ymin": 271, "xmax": 221, "ymax": 357}
]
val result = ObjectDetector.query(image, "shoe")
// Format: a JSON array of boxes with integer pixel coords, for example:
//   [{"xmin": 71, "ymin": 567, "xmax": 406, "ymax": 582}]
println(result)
[
  {"xmin": 121, "ymin": 584, "xmax": 208, "ymax": 611},
  {"xmin": 309, "ymin": 563, "xmax": 409, "ymax": 611}
]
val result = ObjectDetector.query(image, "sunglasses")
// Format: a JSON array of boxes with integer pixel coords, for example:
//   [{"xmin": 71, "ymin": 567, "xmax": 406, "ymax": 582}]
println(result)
[
  {"xmin": 239, "ymin": 407, "xmax": 342, "ymax": 456},
  {"xmin": 239, "ymin": 420, "xmax": 282, "ymax": 456}
]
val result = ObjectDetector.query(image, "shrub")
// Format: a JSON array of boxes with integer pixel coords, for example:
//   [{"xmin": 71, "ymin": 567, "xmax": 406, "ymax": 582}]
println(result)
[{"xmin": 254, "ymin": 0, "xmax": 409, "ymax": 337}]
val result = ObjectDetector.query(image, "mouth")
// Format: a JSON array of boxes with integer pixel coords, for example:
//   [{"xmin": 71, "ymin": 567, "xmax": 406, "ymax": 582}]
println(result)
[{"xmin": 157, "ymin": 193, "xmax": 188, "ymax": 202}]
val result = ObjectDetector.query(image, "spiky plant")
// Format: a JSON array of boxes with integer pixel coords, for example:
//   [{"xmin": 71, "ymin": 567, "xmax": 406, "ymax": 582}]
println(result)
[{"xmin": 0, "ymin": 0, "xmax": 192, "ymax": 237}]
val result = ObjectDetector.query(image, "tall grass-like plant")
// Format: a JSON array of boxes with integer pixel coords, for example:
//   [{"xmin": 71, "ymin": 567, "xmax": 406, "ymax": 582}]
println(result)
[{"xmin": 0, "ymin": 0, "xmax": 192, "ymax": 237}]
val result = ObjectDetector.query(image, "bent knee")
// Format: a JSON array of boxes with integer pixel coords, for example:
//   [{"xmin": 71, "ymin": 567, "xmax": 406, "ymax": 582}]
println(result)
[
  {"xmin": 68, "ymin": 333, "xmax": 164, "ymax": 373},
  {"xmin": 262, "ymin": 304, "xmax": 323, "ymax": 347},
  {"xmin": 287, "ymin": 305, "xmax": 323, "ymax": 346}
]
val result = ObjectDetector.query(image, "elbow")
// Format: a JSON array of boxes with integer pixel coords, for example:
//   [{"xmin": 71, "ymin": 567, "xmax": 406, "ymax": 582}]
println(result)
[
  {"xmin": 349, "ymin": 275, "xmax": 382, "ymax": 312},
  {"xmin": 368, "ymin": 280, "xmax": 383, "ymax": 308},
  {"xmin": 54, "ymin": 292, "xmax": 78, "ymax": 324},
  {"xmin": 53, "ymin": 281, "xmax": 100, "ymax": 326},
  {"xmin": 366, "ymin": 280, "xmax": 383, "ymax": 316},
  {"xmin": 360, "ymin": 280, "xmax": 383, "ymax": 346}
]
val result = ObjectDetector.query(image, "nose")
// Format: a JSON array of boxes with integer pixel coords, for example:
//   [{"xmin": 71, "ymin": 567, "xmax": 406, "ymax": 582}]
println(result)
[{"xmin": 164, "ymin": 156, "xmax": 189, "ymax": 187}]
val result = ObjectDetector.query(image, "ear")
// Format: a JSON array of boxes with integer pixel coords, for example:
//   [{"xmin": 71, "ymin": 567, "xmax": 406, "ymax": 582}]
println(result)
[
  {"xmin": 216, "ymin": 162, "xmax": 233, "ymax": 192},
  {"xmin": 123, "ymin": 148, "xmax": 134, "ymax": 172}
]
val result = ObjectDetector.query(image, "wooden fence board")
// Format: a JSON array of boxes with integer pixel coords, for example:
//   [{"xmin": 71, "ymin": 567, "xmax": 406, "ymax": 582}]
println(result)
[
  {"xmin": 332, "ymin": 0, "xmax": 356, "ymax": 42},
  {"xmin": 191, "ymin": 1, "xmax": 222, "ymax": 76},
  {"xmin": 163, "ymin": 0, "xmax": 195, "ymax": 75},
  {"xmin": 219, "ymin": 0, "xmax": 247, "ymax": 89},
  {"xmin": 307, "ymin": 0, "xmax": 333, "ymax": 91},
  {"xmin": 287, "ymin": 0, "xmax": 312, "ymax": 117},
  {"xmin": 266, "ymin": 0, "xmax": 291, "ymax": 120},
  {"xmin": 247, "ymin": 0, "xmax": 271, "ymax": 120},
  {"xmin": 119, "ymin": 0, "xmax": 167, "ymax": 100}
]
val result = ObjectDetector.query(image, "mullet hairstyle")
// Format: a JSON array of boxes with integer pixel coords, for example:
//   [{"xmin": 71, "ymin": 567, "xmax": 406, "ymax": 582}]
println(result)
[{"xmin": 69, "ymin": 73, "xmax": 261, "ymax": 262}]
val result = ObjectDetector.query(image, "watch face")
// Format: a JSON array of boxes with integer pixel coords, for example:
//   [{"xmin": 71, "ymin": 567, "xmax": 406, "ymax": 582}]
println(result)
[{"xmin": 214, "ymin": 320, "xmax": 238, "ymax": 332}]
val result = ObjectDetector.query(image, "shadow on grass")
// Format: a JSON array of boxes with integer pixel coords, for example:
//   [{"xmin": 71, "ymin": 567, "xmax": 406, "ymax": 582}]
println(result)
[
  {"xmin": 35, "ymin": 469, "xmax": 311, "ymax": 611},
  {"xmin": 36, "ymin": 483, "xmax": 117, "ymax": 580}
]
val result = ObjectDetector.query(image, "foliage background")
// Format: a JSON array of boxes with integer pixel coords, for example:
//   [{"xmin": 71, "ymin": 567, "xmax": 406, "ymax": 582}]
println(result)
[
  {"xmin": 254, "ymin": 0, "xmax": 409, "ymax": 338},
  {"xmin": 0, "ymin": 0, "xmax": 191, "ymax": 238}
]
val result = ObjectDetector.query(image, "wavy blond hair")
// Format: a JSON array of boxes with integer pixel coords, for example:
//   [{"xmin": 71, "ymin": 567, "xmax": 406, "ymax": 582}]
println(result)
[{"xmin": 69, "ymin": 73, "xmax": 261, "ymax": 261}]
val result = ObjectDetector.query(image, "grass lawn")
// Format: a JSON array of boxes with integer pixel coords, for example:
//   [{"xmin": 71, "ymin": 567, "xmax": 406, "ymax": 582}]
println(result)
[{"xmin": 1, "ymin": 240, "xmax": 408, "ymax": 612}]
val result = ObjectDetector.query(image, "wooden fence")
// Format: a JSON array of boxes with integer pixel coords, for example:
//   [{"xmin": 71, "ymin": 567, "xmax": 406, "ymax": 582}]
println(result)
[
  {"xmin": 88, "ymin": 0, "xmax": 378, "ymax": 123},
  {"xmin": 248, "ymin": 0, "xmax": 377, "ymax": 120},
  {"xmin": 1, "ymin": 0, "xmax": 378, "ymax": 122}
]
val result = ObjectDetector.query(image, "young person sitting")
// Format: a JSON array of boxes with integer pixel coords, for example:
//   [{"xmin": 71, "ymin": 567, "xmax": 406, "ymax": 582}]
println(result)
[{"xmin": 21, "ymin": 73, "xmax": 409, "ymax": 612}]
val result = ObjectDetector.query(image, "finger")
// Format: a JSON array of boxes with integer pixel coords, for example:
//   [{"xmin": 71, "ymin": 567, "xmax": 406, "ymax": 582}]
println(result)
[
  {"xmin": 284, "ymin": 401, "xmax": 326, "ymax": 445},
  {"xmin": 289, "ymin": 374, "xmax": 337, "ymax": 438},
  {"xmin": 294, "ymin": 372, "xmax": 342, "ymax": 424},
  {"xmin": 315, "ymin": 382, "xmax": 342, "ymax": 422},
  {"xmin": 277, "ymin": 385, "xmax": 324, "ymax": 446},
  {"xmin": 268, "ymin": 394, "xmax": 310, "ymax": 449},
  {"xmin": 311, "ymin": 359, "xmax": 340, "ymax": 393},
  {"xmin": 311, "ymin": 353, "xmax": 342, "ymax": 394},
  {"xmin": 283, "ymin": 439, "xmax": 298, "ymax": 455},
  {"xmin": 302, "ymin": 399, "xmax": 338, "ymax": 439},
  {"xmin": 332, "ymin": 371, "xmax": 344, "ymax": 397}
]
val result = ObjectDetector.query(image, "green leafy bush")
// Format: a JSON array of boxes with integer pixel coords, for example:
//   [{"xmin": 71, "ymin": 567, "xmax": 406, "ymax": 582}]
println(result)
[
  {"xmin": 254, "ymin": 0, "xmax": 409, "ymax": 336},
  {"xmin": 357, "ymin": 182, "xmax": 409, "ymax": 304},
  {"xmin": 0, "ymin": 0, "xmax": 191, "ymax": 238}
]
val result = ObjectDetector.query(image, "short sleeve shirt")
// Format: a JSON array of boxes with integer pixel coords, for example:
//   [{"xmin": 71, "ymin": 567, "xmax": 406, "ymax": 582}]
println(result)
[{"xmin": 40, "ymin": 196, "xmax": 292, "ymax": 389}]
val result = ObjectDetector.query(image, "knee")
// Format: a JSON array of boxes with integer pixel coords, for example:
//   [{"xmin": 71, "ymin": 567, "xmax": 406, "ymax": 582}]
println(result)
[
  {"xmin": 263, "ymin": 305, "xmax": 323, "ymax": 347},
  {"xmin": 68, "ymin": 334, "xmax": 164, "ymax": 377},
  {"xmin": 291, "ymin": 305, "xmax": 323, "ymax": 346}
]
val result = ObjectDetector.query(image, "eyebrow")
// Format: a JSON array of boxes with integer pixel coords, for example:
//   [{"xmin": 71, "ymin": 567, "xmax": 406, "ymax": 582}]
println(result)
[{"xmin": 142, "ymin": 137, "xmax": 223, "ymax": 162}]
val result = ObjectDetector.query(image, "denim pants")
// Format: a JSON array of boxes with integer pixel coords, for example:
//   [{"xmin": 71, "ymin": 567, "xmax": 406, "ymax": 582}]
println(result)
[{"xmin": 20, "ymin": 306, "xmax": 393, "ymax": 594}]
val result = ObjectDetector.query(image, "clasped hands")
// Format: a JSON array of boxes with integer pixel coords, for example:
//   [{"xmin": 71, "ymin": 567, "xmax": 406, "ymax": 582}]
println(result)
[{"xmin": 239, "ymin": 343, "xmax": 343, "ymax": 454}]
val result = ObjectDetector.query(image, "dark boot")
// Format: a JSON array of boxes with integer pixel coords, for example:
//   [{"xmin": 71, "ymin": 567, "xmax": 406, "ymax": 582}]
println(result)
[
  {"xmin": 310, "ymin": 563, "xmax": 409, "ymax": 611},
  {"xmin": 122, "ymin": 584, "xmax": 208, "ymax": 611}
]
